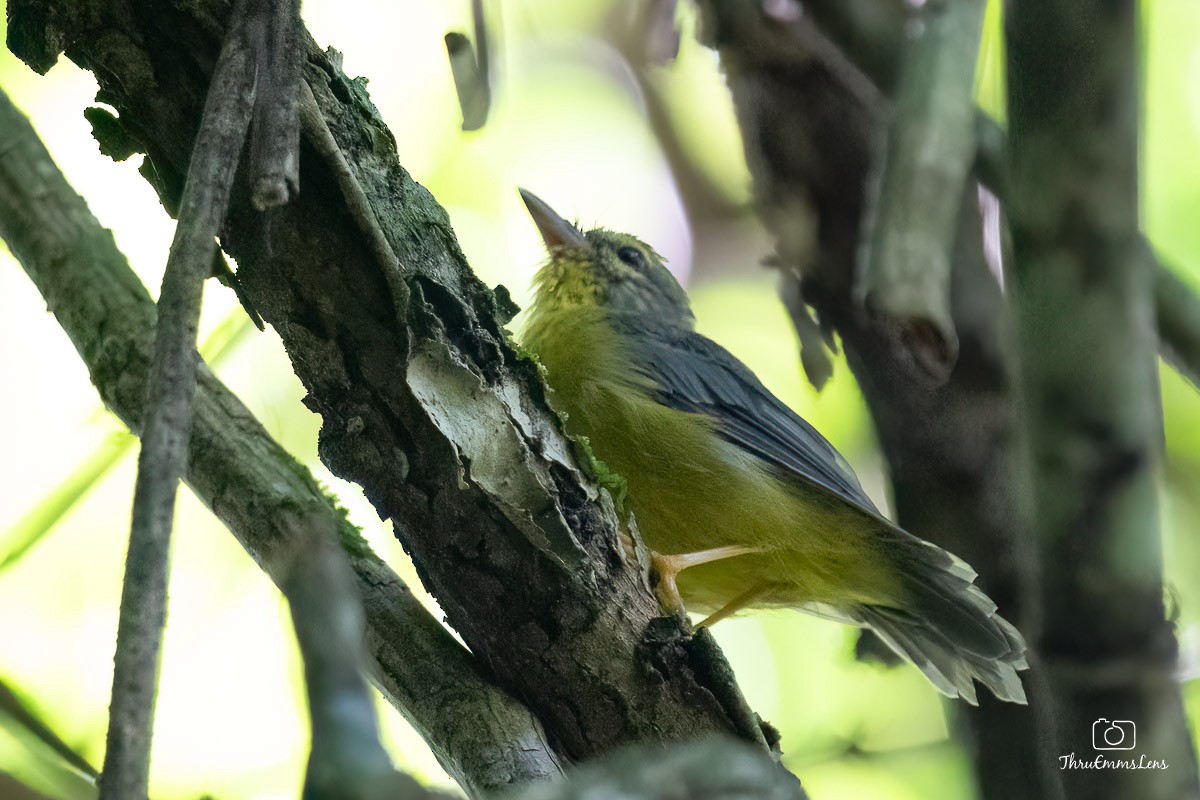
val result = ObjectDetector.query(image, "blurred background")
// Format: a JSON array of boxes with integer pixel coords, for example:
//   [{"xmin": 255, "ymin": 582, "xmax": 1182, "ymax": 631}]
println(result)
[{"xmin": 1, "ymin": 1, "xmax": 1199, "ymax": 798}]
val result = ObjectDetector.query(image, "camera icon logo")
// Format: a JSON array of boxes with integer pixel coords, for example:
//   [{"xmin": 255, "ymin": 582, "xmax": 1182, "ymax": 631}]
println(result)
[{"xmin": 1093, "ymin": 719, "xmax": 1136, "ymax": 751}]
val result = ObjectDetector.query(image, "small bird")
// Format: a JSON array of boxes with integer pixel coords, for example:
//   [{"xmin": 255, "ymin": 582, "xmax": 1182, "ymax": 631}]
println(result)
[{"xmin": 518, "ymin": 190, "xmax": 1028, "ymax": 705}]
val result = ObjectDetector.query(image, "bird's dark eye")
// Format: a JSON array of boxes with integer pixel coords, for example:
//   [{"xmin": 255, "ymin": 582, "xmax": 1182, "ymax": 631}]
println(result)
[{"xmin": 617, "ymin": 246, "xmax": 645, "ymax": 269}]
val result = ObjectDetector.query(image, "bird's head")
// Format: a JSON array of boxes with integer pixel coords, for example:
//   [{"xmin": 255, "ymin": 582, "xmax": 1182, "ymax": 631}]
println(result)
[{"xmin": 520, "ymin": 189, "xmax": 694, "ymax": 326}]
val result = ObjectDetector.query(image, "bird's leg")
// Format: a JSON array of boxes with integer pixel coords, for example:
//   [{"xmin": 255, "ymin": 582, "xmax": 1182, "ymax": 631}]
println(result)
[
  {"xmin": 651, "ymin": 545, "xmax": 759, "ymax": 617},
  {"xmin": 696, "ymin": 583, "xmax": 770, "ymax": 629}
]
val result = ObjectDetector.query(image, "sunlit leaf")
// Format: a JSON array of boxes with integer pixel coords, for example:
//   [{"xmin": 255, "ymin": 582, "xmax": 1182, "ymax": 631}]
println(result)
[
  {"xmin": 0, "ymin": 431, "xmax": 133, "ymax": 573},
  {"xmin": 0, "ymin": 310, "xmax": 254, "ymax": 573}
]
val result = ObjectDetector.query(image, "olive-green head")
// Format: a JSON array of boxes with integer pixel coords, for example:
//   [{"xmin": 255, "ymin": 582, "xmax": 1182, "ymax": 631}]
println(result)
[{"xmin": 520, "ymin": 189, "xmax": 694, "ymax": 327}]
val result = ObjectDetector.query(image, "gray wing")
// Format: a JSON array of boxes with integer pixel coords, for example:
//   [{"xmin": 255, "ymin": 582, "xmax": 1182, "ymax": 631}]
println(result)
[{"xmin": 612, "ymin": 317, "xmax": 879, "ymax": 514}]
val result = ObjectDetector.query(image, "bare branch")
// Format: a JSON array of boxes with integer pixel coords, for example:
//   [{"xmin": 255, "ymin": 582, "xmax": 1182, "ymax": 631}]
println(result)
[
  {"xmin": 100, "ymin": 0, "xmax": 258, "ymax": 794},
  {"xmin": 860, "ymin": 0, "xmax": 988, "ymax": 378},
  {"xmin": 445, "ymin": 0, "xmax": 491, "ymax": 132},
  {"xmin": 0, "ymin": 86, "xmax": 562, "ymax": 796},
  {"xmin": 296, "ymin": 82, "xmax": 407, "ymax": 300}
]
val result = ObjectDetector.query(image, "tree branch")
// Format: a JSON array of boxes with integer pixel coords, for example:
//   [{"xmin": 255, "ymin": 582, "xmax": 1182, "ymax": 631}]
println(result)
[
  {"xmin": 282, "ymin": 516, "xmax": 395, "ymax": 796},
  {"xmin": 1155, "ymin": 253, "xmax": 1200, "ymax": 391},
  {"xmin": 444, "ymin": 0, "xmax": 491, "ymax": 132},
  {"xmin": 0, "ymin": 86, "xmax": 562, "ymax": 797},
  {"xmin": 100, "ymin": 0, "xmax": 258, "ymax": 794},
  {"xmin": 1006, "ymin": 1, "xmax": 1199, "ymax": 796},
  {"xmin": 860, "ymin": 0, "xmax": 987, "ymax": 378},
  {"xmin": 6, "ymin": 0, "xmax": 780, "ymax": 779}
]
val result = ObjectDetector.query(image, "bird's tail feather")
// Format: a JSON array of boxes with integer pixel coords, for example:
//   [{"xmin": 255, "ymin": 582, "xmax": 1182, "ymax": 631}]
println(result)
[{"xmin": 853, "ymin": 532, "xmax": 1028, "ymax": 705}]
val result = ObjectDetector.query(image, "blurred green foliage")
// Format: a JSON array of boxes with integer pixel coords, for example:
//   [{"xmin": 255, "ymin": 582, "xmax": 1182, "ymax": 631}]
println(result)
[{"xmin": 1, "ymin": 1, "xmax": 1198, "ymax": 798}]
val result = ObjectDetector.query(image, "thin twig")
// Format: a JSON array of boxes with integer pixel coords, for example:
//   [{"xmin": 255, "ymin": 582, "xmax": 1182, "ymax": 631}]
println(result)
[
  {"xmin": 0, "ymin": 678, "xmax": 99, "ymax": 781},
  {"xmin": 297, "ymin": 81, "xmax": 410, "ymax": 316},
  {"xmin": 0, "ymin": 87, "xmax": 563, "ymax": 797},
  {"xmin": 1155, "ymin": 251, "xmax": 1200, "ymax": 390},
  {"xmin": 100, "ymin": 1, "xmax": 260, "ymax": 795},
  {"xmin": 280, "ymin": 516, "xmax": 447, "ymax": 800},
  {"xmin": 250, "ymin": 0, "xmax": 302, "ymax": 210},
  {"xmin": 445, "ymin": 0, "xmax": 491, "ymax": 131},
  {"xmin": 296, "ymin": 83, "xmax": 398, "ymax": 277},
  {"xmin": 860, "ymin": 0, "xmax": 988, "ymax": 379}
]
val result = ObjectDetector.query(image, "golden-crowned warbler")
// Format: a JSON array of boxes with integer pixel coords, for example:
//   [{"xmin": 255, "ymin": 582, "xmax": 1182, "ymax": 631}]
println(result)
[{"xmin": 519, "ymin": 189, "xmax": 1027, "ymax": 705}]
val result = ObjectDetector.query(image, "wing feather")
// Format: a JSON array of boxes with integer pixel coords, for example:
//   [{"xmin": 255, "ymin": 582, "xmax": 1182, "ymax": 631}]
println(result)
[{"xmin": 611, "ymin": 317, "xmax": 877, "ymax": 513}]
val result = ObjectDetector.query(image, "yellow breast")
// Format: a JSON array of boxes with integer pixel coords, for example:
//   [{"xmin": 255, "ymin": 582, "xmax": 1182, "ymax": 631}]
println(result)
[{"xmin": 522, "ymin": 303, "xmax": 899, "ymax": 613}]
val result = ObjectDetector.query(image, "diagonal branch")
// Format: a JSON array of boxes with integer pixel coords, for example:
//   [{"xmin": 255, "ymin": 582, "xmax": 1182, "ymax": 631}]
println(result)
[
  {"xmin": 0, "ymin": 86, "xmax": 562, "ymax": 797},
  {"xmin": 1154, "ymin": 253, "xmax": 1200, "ymax": 391},
  {"xmin": 100, "ymin": 0, "xmax": 258, "ymax": 794},
  {"xmin": 0, "ymin": 70, "xmax": 807, "ymax": 800},
  {"xmin": 6, "ymin": 0, "xmax": 782, "ymax": 780}
]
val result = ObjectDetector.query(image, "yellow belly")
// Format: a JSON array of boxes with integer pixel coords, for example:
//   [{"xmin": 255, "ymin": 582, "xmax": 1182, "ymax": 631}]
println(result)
[{"xmin": 522, "ymin": 305, "xmax": 899, "ymax": 614}]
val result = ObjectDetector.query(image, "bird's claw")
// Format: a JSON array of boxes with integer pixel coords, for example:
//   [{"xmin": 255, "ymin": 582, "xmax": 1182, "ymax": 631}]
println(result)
[
  {"xmin": 648, "ymin": 545, "xmax": 759, "ymax": 620},
  {"xmin": 650, "ymin": 552, "xmax": 688, "ymax": 617}
]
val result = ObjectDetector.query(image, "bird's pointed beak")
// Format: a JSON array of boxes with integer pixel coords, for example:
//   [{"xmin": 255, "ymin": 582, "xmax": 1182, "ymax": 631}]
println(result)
[{"xmin": 519, "ymin": 188, "xmax": 587, "ymax": 251}]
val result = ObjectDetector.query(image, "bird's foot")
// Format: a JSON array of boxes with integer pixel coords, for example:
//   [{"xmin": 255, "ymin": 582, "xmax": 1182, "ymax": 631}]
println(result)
[
  {"xmin": 695, "ymin": 584, "xmax": 770, "ymax": 628},
  {"xmin": 649, "ymin": 545, "xmax": 759, "ymax": 619}
]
